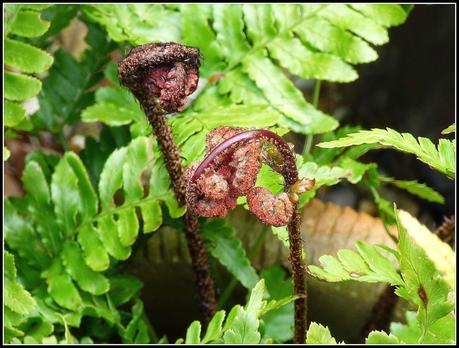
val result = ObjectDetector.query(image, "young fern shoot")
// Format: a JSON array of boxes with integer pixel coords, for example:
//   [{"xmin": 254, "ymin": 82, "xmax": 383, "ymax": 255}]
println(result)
[
  {"xmin": 118, "ymin": 42, "xmax": 217, "ymax": 324},
  {"xmin": 185, "ymin": 127, "xmax": 315, "ymax": 343}
]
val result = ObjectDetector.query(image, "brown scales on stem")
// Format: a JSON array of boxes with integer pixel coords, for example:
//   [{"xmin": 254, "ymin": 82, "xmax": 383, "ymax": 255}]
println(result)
[{"xmin": 118, "ymin": 42, "xmax": 217, "ymax": 324}]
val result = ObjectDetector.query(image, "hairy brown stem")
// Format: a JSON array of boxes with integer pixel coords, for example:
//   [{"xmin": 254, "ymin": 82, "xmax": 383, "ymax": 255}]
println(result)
[
  {"xmin": 288, "ymin": 208, "xmax": 307, "ymax": 343},
  {"xmin": 146, "ymin": 108, "xmax": 186, "ymax": 204},
  {"xmin": 145, "ymin": 105, "xmax": 217, "ymax": 324},
  {"xmin": 118, "ymin": 42, "xmax": 217, "ymax": 325}
]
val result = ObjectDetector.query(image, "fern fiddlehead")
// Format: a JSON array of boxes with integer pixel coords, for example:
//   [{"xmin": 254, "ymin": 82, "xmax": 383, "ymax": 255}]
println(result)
[
  {"xmin": 185, "ymin": 127, "xmax": 315, "ymax": 343},
  {"xmin": 118, "ymin": 42, "xmax": 217, "ymax": 324}
]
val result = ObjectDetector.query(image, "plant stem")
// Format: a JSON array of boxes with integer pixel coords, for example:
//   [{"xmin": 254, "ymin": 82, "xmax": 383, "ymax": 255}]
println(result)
[
  {"xmin": 302, "ymin": 80, "xmax": 322, "ymax": 156},
  {"xmin": 143, "ymin": 101, "xmax": 217, "ymax": 325},
  {"xmin": 288, "ymin": 208, "xmax": 307, "ymax": 343}
]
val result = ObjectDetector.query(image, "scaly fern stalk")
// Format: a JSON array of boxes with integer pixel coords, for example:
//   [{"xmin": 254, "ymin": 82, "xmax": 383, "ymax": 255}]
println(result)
[
  {"xmin": 148, "ymin": 105, "xmax": 218, "ymax": 325},
  {"xmin": 118, "ymin": 43, "xmax": 217, "ymax": 324}
]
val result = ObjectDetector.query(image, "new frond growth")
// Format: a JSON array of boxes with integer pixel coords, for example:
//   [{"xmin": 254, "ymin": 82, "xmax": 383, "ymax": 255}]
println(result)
[{"xmin": 185, "ymin": 127, "xmax": 314, "ymax": 226}]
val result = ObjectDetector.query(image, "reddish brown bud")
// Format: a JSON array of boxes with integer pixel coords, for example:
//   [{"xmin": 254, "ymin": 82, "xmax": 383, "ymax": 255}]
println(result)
[
  {"xmin": 118, "ymin": 42, "xmax": 201, "ymax": 113},
  {"xmin": 186, "ymin": 127, "xmax": 309, "ymax": 227},
  {"xmin": 198, "ymin": 171, "xmax": 229, "ymax": 200},
  {"xmin": 247, "ymin": 187, "xmax": 294, "ymax": 226},
  {"xmin": 229, "ymin": 142, "xmax": 262, "ymax": 195},
  {"xmin": 195, "ymin": 198, "xmax": 228, "ymax": 218}
]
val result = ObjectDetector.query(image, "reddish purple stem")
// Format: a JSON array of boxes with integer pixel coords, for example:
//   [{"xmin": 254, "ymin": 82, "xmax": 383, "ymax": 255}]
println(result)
[{"xmin": 192, "ymin": 129, "xmax": 298, "ymax": 186}]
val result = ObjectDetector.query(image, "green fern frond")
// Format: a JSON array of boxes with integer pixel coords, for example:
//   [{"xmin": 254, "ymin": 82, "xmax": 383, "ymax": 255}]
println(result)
[
  {"xmin": 81, "ymin": 4, "xmax": 181, "ymax": 44},
  {"xmin": 306, "ymin": 322, "xmax": 339, "ymax": 344},
  {"xmin": 318, "ymin": 127, "xmax": 456, "ymax": 178},
  {"xmin": 3, "ymin": 137, "xmax": 180, "ymax": 338},
  {"xmin": 202, "ymin": 219, "xmax": 259, "ymax": 290},
  {"xmin": 308, "ymin": 208, "xmax": 455, "ymax": 344},
  {"xmin": 81, "ymin": 4, "xmax": 408, "ymax": 136},
  {"xmin": 4, "ymin": 251, "xmax": 37, "ymax": 341},
  {"xmin": 441, "ymin": 123, "xmax": 455, "ymax": 135},
  {"xmin": 380, "ymin": 176, "xmax": 445, "ymax": 204},
  {"xmin": 4, "ymin": 4, "xmax": 53, "ymax": 132},
  {"xmin": 180, "ymin": 279, "xmax": 296, "ymax": 344},
  {"xmin": 35, "ymin": 23, "xmax": 114, "ymax": 133}
]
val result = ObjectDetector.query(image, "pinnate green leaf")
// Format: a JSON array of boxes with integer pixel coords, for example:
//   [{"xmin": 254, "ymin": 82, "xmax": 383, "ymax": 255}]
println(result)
[
  {"xmin": 61, "ymin": 241, "xmax": 110, "ymax": 295},
  {"xmin": 5, "ymin": 39, "xmax": 53, "ymax": 73},
  {"xmin": 319, "ymin": 4, "xmax": 388, "ymax": 45},
  {"xmin": 381, "ymin": 177, "xmax": 444, "ymax": 204},
  {"xmin": 294, "ymin": 17, "xmax": 377, "ymax": 64},
  {"xmin": 5, "ymin": 100, "xmax": 26, "ymax": 127},
  {"xmin": 306, "ymin": 322, "xmax": 338, "ymax": 344},
  {"xmin": 185, "ymin": 321, "xmax": 202, "ymax": 344},
  {"xmin": 318, "ymin": 127, "xmax": 456, "ymax": 177},
  {"xmin": 243, "ymin": 50, "xmax": 338, "ymax": 135},
  {"xmin": 365, "ymin": 331, "xmax": 400, "ymax": 344},
  {"xmin": 267, "ymin": 36, "xmax": 358, "ymax": 82},
  {"xmin": 201, "ymin": 311, "xmax": 226, "ymax": 343},
  {"xmin": 308, "ymin": 242, "xmax": 403, "ymax": 285},
  {"xmin": 202, "ymin": 219, "xmax": 259, "ymax": 290},
  {"xmin": 5, "ymin": 72, "xmax": 42, "ymax": 101},
  {"xmin": 223, "ymin": 280, "xmax": 265, "ymax": 344}
]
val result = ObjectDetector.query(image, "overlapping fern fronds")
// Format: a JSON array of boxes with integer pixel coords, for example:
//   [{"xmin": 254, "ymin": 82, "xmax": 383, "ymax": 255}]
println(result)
[
  {"xmin": 82, "ymin": 4, "xmax": 409, "ymax": 138},
  {"xmin": 4, "ymin": 135, "xmax": 261, "ymax": 342},
  {"xmin": 308, "ymin": 209, "xmax": 455, "ymax": 344}
]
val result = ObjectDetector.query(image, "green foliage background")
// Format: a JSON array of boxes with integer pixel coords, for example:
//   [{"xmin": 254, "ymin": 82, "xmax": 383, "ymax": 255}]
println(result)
[{"xmin": 3, "ymin": 4, "xmax": 455, "ymax": 344}]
